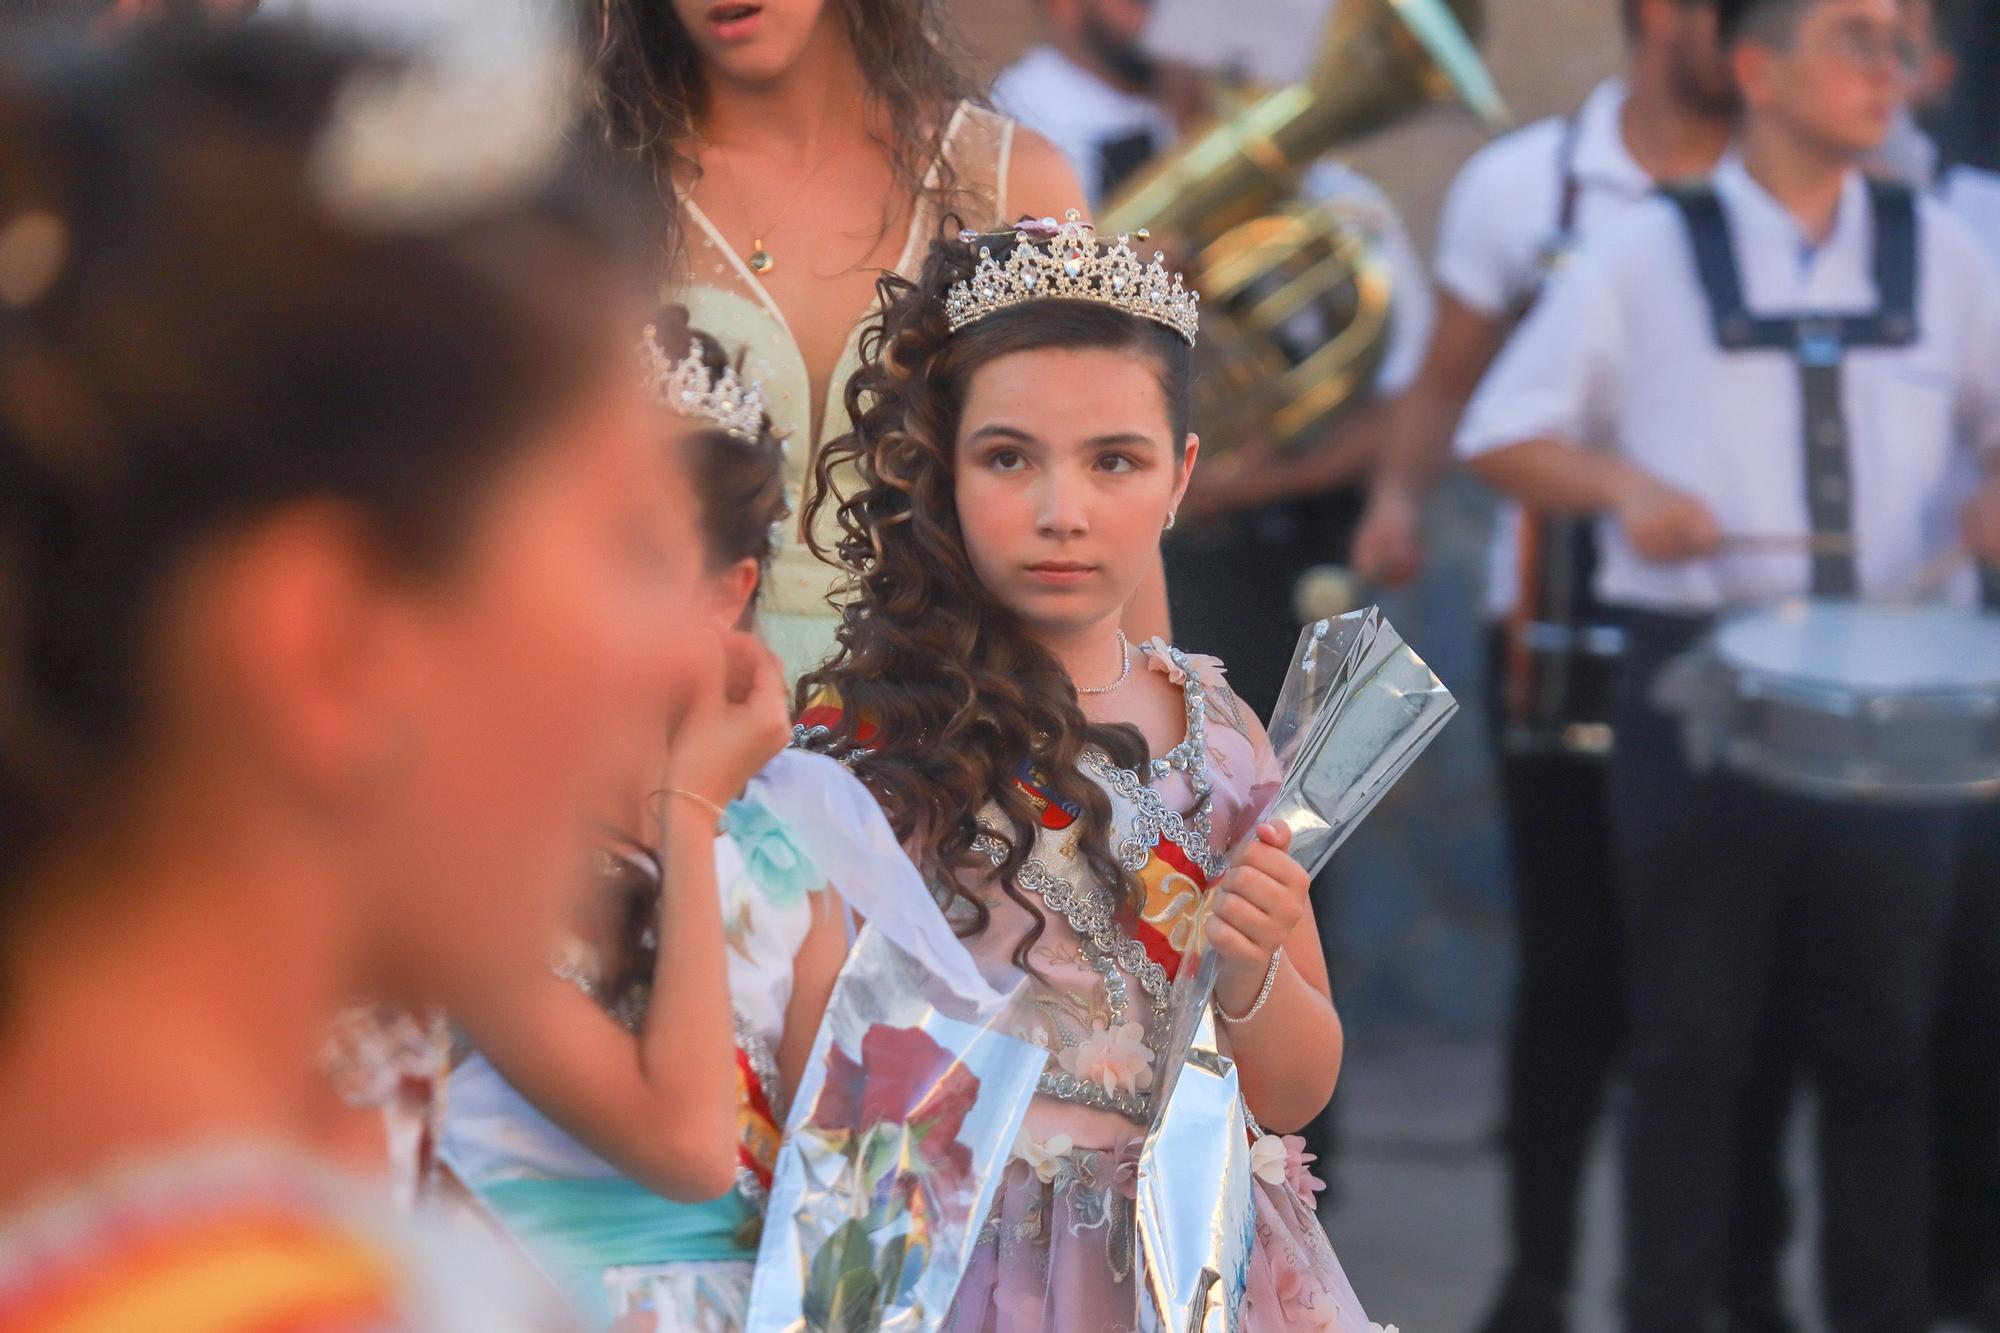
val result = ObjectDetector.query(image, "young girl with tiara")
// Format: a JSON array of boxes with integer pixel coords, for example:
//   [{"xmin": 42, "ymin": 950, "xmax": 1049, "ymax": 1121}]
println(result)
[
  {"xmin": 796, "ymin": 216, "xmax": 1371, "ymax": 1331},
  {"xmin": 444, "ymin": 312, "xmax": 946, "ymax": 1333}
]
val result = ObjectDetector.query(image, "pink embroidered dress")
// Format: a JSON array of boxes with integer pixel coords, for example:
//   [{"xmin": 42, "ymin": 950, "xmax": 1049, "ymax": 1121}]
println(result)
[{"xmin": 937, "ymin": 641, "xmax": 1370, "ymax": 1333}]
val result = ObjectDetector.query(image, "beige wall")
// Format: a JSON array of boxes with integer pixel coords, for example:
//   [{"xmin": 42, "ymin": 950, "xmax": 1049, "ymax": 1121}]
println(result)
[{"xmin": 948, "ymin": 0, "xmax": 1628, "ymax": 255}]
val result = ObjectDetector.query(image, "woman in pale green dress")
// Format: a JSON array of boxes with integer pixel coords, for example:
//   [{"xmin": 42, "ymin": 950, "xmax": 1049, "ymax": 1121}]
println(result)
[{"xmin": 581, "ymin": 0, "xmax": 1089, "ymax": 682}]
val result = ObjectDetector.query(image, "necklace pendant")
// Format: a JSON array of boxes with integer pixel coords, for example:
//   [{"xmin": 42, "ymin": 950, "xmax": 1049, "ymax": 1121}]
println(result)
[{"xmin": 748, "ymin": 241, "xmax": 774, "ymax": 275}]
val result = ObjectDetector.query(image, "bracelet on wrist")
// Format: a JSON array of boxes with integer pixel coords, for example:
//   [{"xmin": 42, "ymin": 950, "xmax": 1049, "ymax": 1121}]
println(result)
[
  {"xmin": 1216, "ymin": 947, "xmax": 1284, "ymax": 1025},
  {"xmin": 662, "ymin": 787, "xmax": 728, "ymax": 834}
]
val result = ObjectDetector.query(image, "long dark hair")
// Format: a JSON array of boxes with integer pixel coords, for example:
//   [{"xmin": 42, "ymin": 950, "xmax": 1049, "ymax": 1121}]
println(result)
[
  {"xmin": 0, "ymin": 20, "xmax": 642, "ymax": 905},
  {"xmin": 796, "ymin": 233, "xmax": 1193, "ymax": 967},
  {"xmin": 577, "ymin": 0, "xmax": 980, "ymax": 252}
]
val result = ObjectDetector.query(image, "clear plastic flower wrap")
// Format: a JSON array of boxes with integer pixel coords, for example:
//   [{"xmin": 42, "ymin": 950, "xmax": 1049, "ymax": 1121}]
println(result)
[
  {"xmin": 1136, "ymin": 607, "xmax": 1457, "ymax": 1332},
  {"xmin": 743, "ymin": 926, "xmax": 1043, "ymax": 1333},
  {"xmin": 1259, "ymin": 607, "xmax": 1460, "ymax": 878}
]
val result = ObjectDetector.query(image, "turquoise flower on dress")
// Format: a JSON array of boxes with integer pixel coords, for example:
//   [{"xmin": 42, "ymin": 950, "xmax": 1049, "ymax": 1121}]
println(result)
[{"xmin": 724, "ymin": 798, "xmax": 822, "ymax": 909}]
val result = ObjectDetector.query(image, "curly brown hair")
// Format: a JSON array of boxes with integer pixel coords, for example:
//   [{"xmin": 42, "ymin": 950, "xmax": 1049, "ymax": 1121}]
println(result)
[
  {"xmin": 576, "ymin": 0, "xmax": 981, "ymax": 256},
  {"xmin": 795, "ymin": 232, "xmax": 1192, "ymax": 968}
]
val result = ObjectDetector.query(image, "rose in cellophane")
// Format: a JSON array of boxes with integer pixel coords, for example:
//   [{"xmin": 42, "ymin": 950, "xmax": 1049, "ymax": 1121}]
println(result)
[{"xmin": 744, "ymin": 927, "xmax": 1041, "ymax": 1333}]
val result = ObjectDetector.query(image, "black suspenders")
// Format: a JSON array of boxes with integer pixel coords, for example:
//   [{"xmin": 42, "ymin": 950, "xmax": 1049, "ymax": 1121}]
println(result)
[{"xmin": 1663, "ymin": 182, "xmax": 1921, "ymax": 598}]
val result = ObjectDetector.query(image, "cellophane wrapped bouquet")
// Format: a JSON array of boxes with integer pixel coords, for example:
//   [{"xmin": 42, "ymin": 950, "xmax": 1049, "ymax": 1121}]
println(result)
[
  {"xmin": 744, "ymin": 927, "xmax": 1042, "ymax": 1333},
  {"xmin": 1136, "ymin": 608, "xmax": 1458, "ymax": 1332}
]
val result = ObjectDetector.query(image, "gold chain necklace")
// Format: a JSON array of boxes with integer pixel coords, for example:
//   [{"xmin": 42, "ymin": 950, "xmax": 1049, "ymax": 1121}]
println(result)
[{"xmin": 703, "ymin": 107, "xmax": 843, "ymax": 277}]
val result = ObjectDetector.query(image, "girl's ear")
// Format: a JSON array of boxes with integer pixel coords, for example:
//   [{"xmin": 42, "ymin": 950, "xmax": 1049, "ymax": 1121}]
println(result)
[
  {"xmin": 1170, "ymin": 434, "xmax": 1201, "ymax": 513},
  {"xmin": 705, "ymin": 557, "xmax": 762, "ymax": 631}
]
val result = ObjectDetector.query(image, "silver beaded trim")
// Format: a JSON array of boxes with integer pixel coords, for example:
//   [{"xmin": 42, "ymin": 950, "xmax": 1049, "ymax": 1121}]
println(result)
[
  {"xmin": 789, "ymin": 723, "xmax": 862, "ymax": 767},
  {"xmin": 1017, "ymin": 855, "xmax": 1167, "ymax": 1023},
  {"xmin": 1036, "ymin": 1070, "xmax": 1151, "ymax": 1122},
  {"xmin": 964, "ymin": 641, "xmax": 1235, "ymax": 1124},
  {"xmin": 1085, "ymin": 752, "xmax": 1226, "ymax": 883}
]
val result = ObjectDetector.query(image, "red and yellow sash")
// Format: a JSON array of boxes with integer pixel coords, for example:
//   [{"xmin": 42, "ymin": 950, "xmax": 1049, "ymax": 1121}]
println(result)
[
  {"xmin": 1009, "ymin": 768, "xmax": 1215, "ymax": 981},
  {"xmin": 735, "ymin": 1048, "xmax": 782, "ymax": 1192}
]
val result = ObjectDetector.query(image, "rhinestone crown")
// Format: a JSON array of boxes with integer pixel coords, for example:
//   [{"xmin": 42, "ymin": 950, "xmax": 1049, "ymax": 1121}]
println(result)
[
  {"xmin": 943, "ymin": 210, "xmax": 1198, "ymax": 346},
  {"xmin": 639, "ymin": 324, "xmax": 770, "ymax": 444}
]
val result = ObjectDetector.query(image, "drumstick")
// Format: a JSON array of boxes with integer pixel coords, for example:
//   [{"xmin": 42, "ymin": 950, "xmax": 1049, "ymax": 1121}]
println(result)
[{"xmin": 1720, "ymin": 532, "xmax": 1858, "ymax": 556}]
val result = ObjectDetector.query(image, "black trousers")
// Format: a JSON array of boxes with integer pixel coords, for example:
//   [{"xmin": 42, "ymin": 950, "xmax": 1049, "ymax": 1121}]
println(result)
[
  {"xmin": 1936, "ymin": 800, "xmax": 2000, "ymax": 1298},
  {"xmin": 1609, "ymin": 609, "xmax": 1961, "ymax": 1333},
  {"xmin": 1483, "ymin": 628, "xmax": 1792, "ymax": 1313},
  {"xmin": 1164, "ymin": 493, "xmax": 1362, "ymax": 1175}
]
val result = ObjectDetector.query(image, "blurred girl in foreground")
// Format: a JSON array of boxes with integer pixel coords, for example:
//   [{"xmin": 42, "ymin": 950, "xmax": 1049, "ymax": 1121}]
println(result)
[{"xmin": 0, "ymin": 17, "xmax": 734, "ymax": 1327}]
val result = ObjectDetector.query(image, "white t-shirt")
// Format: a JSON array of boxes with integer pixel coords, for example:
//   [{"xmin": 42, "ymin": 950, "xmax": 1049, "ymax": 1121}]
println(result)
[
  {"xmin": 1455, "ymin": 156, "xmax": 2000, "ymax": 614},
  {"xmin": 991, "ymin": 46, "xmax": 1433, "ymax": 397},
  {"xmin": 990, "ymin": 46, "xmax": 1180, "ymax": 212},
  {"xmin": 1430, "ymin": 78, "xmax": 1668, "ymax": 617},
  {"xmin": 1942, "ymin": 165, "xmax": 2000, "ymax": 269}
]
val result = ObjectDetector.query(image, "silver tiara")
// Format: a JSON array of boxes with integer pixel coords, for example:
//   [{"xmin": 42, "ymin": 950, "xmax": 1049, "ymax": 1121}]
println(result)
[
  {"xmin": 944, "ymin": 210, "xmax": 1198, "ymax": 346},
  {"xmin": 639, "ymin": 325, "xmax": 770, "ymax": 444}
]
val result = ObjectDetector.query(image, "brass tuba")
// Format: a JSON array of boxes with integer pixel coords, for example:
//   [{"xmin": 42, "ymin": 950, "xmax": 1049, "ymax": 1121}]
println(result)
[{"xmin": 1102, "ymin": 0, "xmax": 1506, "ymax": 453}]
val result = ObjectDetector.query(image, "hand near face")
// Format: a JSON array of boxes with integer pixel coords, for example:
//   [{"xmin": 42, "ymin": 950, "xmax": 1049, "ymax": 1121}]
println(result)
[{"xmin": 662, "ymin": 628, "xmax": 792, "ymax": 810}]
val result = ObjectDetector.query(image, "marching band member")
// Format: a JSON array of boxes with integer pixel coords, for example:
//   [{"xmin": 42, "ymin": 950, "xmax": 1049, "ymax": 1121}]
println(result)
[
  {"xmin": 1455, "ymin": 0, "xmax": 2000, "ymax": 1327},
  {"xmin": 1349, "ymin": 5, "xmax": 1788, "ymax": 1329}
]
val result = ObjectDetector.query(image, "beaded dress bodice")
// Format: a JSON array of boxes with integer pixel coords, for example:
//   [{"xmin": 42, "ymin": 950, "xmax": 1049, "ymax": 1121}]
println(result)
[{"xmin": 951, "ymin": 643, "xmax": 1281, "ymax": 1145}]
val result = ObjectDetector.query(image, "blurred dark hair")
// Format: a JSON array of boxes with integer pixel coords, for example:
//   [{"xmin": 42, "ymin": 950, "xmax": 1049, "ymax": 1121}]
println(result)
[
  {"xmin": 648, "ymin": 305, "xmax": 788, "ymax": 619},
  {"xmin": 1622, "ymin": 0, "xmax": 1723, "ymax": 40},
  {"xmin": 796, "ymin": 231, "xmax": 1191, "ymax": 969},
  {"xmin": 577, "ymin": 0, "xmax": 981, "ymax": 260},
  {"xmin": 0, "ymin": 19, "xmax": 644, "ymax": 903},
  {"xmin": 1717, "ymin": 0, "xmax": 1815, "ymax": 47}
]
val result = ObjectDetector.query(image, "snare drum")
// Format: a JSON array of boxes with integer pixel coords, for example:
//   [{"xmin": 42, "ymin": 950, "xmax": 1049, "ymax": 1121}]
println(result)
[{"xmin": 1660, "ymin": 600, "xmax": 2000, "ymax": 804}]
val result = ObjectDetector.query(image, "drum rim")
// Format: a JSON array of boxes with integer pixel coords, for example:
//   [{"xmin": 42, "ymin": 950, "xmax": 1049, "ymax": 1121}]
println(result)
[{"xmin": 1710, "ymin": 600, "xmax": 2000, "ymax": 698}]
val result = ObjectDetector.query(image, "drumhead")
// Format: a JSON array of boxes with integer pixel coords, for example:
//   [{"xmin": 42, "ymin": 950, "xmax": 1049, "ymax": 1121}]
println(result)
[{"xmin": 1714, "ymin": 601, "xmax": 2000, "ymax": 693}]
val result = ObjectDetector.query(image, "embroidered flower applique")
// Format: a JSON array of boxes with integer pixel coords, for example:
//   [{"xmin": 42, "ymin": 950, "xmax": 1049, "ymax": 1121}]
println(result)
[
  {"xmin": 1283, "ymin": 1134, "xmax": 1326, "ymax": 1201},
  {"xmin": 1056, "ymin": 1021, "xmax": 1155, "ymax": 1098},
  {"xmin": 723, "ymin": 798, "xmax": 821, "ymax": 910},
  {"xmin": 1012, "ymin": 1127, "xmax": 1075, "ymax": 1184},
  {"xmin": 1249, "ymin": 1131, "xmax": 1328, "ymax": 1204},
  {"xmin": 1249, "ymin": 1132, "xmax": 1289, "ymax": 1188},
  {"xmin": 1142, "ymin": 637, "xmax": 1228, "ymax": 690}
]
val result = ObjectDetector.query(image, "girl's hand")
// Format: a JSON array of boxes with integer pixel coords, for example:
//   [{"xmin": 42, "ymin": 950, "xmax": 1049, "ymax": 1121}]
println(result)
[
  {"xmin": 1207, "ymin": 822, "xmax": 1309, "ymax": 986},
  {"xmin": 662, "ymin": 628, "xmax": 791, "ymax": 810}
]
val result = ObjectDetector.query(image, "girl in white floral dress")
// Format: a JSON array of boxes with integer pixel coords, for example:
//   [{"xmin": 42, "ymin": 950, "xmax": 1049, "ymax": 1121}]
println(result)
[
  {"xmin": 445, "ymin": 317, "xmax": 885, "ymax": 1331},
  {"xmin": 795, "ymin": 218, "xmax": 1372, "ymax": 1331}
]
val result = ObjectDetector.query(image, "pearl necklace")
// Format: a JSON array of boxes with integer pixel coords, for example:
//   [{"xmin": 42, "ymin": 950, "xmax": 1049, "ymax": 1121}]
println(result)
[{"xmin": 1076, "ymin": 630, "xmax": 1132, "ymax": 696}]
